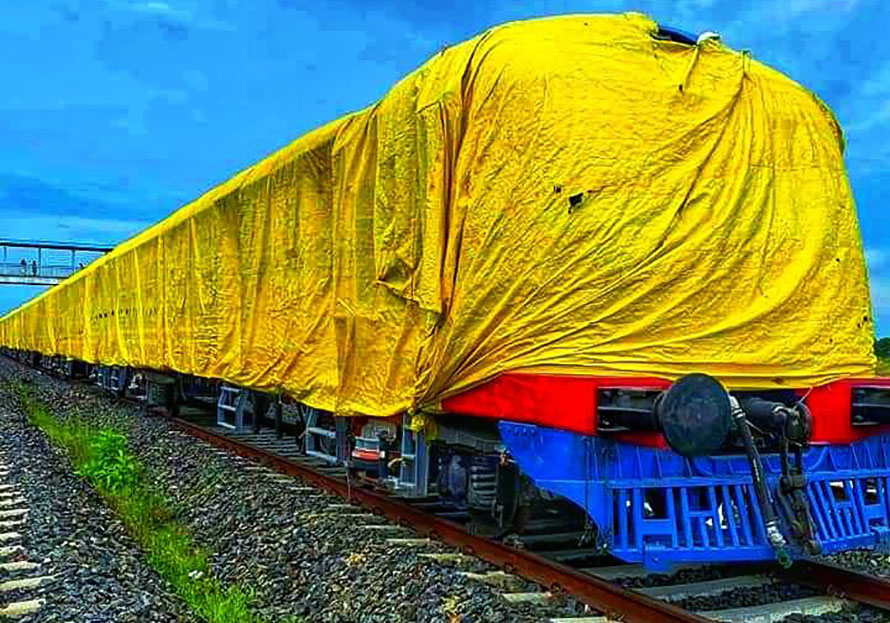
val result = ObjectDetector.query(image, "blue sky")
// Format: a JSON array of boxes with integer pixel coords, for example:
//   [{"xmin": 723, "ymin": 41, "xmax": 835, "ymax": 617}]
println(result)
[{"xmin": 1, "ymin": 0, "xmax": 888, "ymax": 334}]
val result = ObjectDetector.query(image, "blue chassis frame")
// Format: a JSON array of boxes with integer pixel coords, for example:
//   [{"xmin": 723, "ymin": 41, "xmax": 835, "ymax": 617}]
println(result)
[{"xmin": 500, "ymin": 421, "xmax": 890, "ymax": 569}]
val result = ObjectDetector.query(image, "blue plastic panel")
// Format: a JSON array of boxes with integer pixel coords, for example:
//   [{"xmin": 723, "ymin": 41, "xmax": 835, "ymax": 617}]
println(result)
[{"xmin": 500, "ymin": 422, "xmax": 890, "ymax": 568}]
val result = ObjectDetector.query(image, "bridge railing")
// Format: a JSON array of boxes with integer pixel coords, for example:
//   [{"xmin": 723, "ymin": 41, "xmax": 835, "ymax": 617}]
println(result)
[
  {"xmin": 0, "ymin": 240, "xmax": 112, "ymax": 287},
  {"xmin": 0, "ymin": 262, "xmax": 80, "ymax": 280}
]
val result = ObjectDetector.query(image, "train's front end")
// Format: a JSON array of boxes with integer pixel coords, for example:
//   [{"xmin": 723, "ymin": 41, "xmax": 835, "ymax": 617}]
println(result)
[
  {"xmin": 448, "ymin": 371, "xmax": 890, "ymax": 568},
  {"xmin": 425, "ymin": 14, "xmax": 884, "ymax": 568}
]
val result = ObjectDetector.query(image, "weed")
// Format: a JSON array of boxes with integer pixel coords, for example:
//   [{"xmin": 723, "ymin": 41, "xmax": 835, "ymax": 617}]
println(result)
[
  {"xmin": 79, "ymin": 430, "xmax": 139, "ymax": 493},
  {"xmin": 12, "ymin": 384, "xmax": 299, "ymax": 623}
]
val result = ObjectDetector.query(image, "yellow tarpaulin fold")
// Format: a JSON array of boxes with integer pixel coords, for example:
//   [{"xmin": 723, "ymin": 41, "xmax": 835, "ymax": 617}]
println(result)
[{"xmin": 0, "ymin": 13, "xmax": 876, "ymax": 417}]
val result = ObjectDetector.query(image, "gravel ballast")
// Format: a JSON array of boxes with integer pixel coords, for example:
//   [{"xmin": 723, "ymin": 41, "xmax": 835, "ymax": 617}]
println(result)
[{"xmin": 0, "ymin": 375, "xmax": 184, "ymax": 622}]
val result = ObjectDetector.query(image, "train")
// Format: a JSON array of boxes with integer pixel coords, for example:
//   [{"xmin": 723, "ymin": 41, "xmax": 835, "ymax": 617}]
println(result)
[{"xmin": 1, "ymin": 13, "xmax": 887, "ymax": 570}]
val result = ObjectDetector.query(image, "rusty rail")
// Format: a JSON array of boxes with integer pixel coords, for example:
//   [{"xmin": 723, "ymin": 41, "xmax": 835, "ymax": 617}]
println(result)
[
  {"xmin": 782, "ymin": 560, "xmax": 890, "ymax": 610},
  {"xmin": 171, "ymin": 417, "xmax": 713, "ymax": 623}
]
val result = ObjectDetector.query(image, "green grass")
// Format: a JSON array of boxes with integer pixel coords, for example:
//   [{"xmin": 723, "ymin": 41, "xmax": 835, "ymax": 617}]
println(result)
[
  {"xmin": 879, "ymin": 357, "xmax": 890, "ymax": 376},
  {"xmin": 16, "ymin": 386, "xmax": 268, "ymax": 623}
]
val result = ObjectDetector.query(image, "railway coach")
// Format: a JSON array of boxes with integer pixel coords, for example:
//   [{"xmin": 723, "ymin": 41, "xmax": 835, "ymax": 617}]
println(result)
[{"xmin": 1, "ymin": 13, "xmax": 886, "ymax": 569}]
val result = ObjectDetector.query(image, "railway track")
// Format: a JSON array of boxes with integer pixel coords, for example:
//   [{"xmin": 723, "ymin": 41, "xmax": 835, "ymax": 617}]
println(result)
[
  {"xmin": 0, "ymin": 451, "xmax": 54, "ymax": 619},
  {"xmin": 167, "ymin": 416, "xmax": 890, "ymax": 623}
]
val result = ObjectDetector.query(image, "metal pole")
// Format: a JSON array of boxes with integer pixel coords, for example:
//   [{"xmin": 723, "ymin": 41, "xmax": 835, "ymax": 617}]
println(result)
[{"xmin": 37, "ymin": 248, "xmax": 42, "ymax": 273}]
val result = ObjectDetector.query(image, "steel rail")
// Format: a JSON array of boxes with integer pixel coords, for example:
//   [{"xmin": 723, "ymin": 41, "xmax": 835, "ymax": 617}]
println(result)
[
  {"xmin": 170, "ymin": 416, "xmax": 714, "ymax": 623},
  {"xmin": 781, "ymin": 560, "xmax": 890, "ymax": 610}
]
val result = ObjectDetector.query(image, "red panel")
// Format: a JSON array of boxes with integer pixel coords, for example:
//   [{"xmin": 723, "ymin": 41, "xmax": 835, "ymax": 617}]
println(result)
[
  {"xmin": 442, "ymin": 372, "xmax": 890, "ymax": 446},
  {"xmin": 442, "ymin": 373, "xmax": 669, "ymax": 436},
  {"xmin": 806, "ymin": 378, "xmax": 890, "ymax": 444}
]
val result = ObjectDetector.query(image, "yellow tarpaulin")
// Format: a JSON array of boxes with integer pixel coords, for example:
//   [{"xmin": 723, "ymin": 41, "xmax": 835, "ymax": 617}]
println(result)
[{"xmin": 0, "ymin": 13, "xmax": 876, "ymax": 417}]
